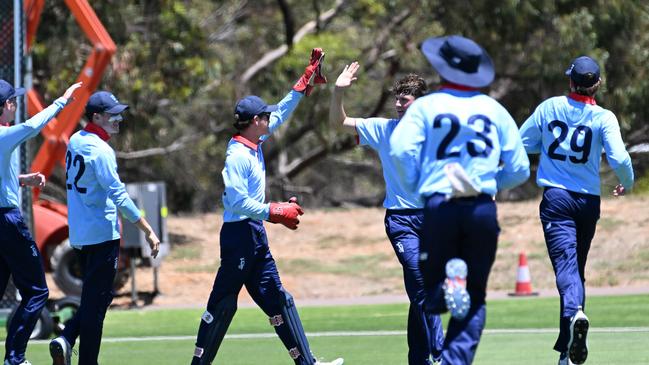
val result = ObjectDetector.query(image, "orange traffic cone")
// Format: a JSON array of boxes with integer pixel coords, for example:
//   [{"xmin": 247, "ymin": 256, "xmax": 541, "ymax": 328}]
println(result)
[{"xmin": 508, "ymin": 252, "xmax": 539, "ymax": 296}]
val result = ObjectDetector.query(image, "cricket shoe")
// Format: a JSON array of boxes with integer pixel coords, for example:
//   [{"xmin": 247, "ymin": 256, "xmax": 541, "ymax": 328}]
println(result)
[
  {"xmin": 443, "ymin": 258, "xmax": 470, "ymax": 320},
  {"xmin": 315, "ymin": 358, "xmax": 344, "ymax": 365},
  {"xmin": 49, "ymin": 336, "xmax": 72, "ymax": 365},
  {"xmin": 567, "ymin": 308, "xmax": 589, "ymax": 364}
]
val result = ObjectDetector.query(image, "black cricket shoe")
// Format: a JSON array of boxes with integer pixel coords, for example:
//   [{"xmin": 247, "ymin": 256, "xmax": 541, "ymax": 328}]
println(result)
[{"xmin": 568, "ymin": 307, "xmax": 589, "ymax": 364}]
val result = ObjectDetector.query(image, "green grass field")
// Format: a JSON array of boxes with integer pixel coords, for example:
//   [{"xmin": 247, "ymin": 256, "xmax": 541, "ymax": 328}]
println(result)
[{"xmin": 4, "ymin": 295, "xmax": 648, "ymax": 364}]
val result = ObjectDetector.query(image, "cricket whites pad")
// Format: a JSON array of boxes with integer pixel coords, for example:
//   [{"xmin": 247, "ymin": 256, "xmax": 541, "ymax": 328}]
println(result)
[
  {"xmin": 278, "ymin": 290, "xmax": 316, "ymax": 365},
  {"xmin": 192, "ymin": 294, "xmax": 237, "ymax": 365}
]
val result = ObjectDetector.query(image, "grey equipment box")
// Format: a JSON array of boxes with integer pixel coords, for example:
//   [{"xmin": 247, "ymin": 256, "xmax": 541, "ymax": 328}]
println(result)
[
  {"xmin": 122, "ymin": 182, "xmax": 170, "ymax": 266},
  {"xmin": 121, "ymin": 182, "xmax": 170, "ymax": 305}
]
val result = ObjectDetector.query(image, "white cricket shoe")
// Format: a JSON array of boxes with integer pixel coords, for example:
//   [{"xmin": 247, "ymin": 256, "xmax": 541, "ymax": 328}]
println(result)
[
  {"xmin": 315, "ymin": 358, "xmax": 344, "ymax": 365},
  {"xmin": 443, "ymin": 258, "xmax": 470, "ymax": 320},
  {"xmin": 568, "ymin": 308, "xmax": 589, "ymax": 364},
  {"xmin": 49, "ymin": 336, "xmax": 72, "ymax": 365}
]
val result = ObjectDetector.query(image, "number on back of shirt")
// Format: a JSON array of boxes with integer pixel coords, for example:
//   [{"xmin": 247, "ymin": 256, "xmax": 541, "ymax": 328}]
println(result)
[
  {"xmin": 433, "ymin": 113, "xmax": 494, "ymax": 159},
  {"xmin": 547, "ymin": 120, "xmax": 592, "ymax": 164},
  {"xmin": 66, "ymin": 151, "xmax": 87, "ymax": 193}
]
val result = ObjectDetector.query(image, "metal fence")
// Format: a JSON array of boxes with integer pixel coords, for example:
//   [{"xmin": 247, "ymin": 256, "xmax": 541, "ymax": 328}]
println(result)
[{"xmin": 0, "ymin": 0, "xmax": 24, "ymax": 310}]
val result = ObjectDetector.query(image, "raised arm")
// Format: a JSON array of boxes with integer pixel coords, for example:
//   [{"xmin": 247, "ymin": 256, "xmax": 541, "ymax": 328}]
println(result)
[
  {"xmin": 1, "ymin": 82, "xmax": 82, "ymax": 148},
  {"xmin": 329, "ymin": 62, "xmax": 360, "ymax": 134},
  {"xmin": 265, "ymin": 48, "xmax": 327, "ymax": 138}
]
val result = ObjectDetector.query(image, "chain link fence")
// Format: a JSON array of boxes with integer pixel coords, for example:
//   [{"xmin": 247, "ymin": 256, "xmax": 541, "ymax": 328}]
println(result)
[{"xmin": 0, "ymin": 0, "xmax": 24, "ymax": 311}]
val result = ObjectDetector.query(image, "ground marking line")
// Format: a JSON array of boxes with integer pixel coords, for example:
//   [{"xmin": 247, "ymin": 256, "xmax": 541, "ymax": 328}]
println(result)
[{"xmin": 30, "ymin": 327, "xmax": 649, "ymax": 344}]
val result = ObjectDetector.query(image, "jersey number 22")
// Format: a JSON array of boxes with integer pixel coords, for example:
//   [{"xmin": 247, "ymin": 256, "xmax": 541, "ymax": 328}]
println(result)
[{"xmin": 66, "ymin": 151, "xmax": 87, "ymax": 193}]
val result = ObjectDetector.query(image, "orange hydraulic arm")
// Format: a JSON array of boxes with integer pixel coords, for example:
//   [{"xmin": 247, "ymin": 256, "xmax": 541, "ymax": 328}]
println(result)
[{"xmin": 25, "ymin": 0, "xmax": 116, "ymax": 200}]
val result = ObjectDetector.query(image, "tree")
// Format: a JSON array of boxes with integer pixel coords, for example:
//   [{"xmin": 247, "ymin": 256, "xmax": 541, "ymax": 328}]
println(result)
[{"xmin": 30, "ymin": 0, "xmax": 649, "ymax": 211}]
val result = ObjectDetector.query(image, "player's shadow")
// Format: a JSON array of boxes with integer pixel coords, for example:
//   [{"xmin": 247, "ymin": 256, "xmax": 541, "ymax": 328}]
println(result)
[{"xmin": 111, "ymin": 290, "xmax": 159, "ymax": 309}]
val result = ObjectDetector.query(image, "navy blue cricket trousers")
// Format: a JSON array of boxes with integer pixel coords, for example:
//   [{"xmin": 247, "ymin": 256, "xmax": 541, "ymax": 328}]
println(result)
[
  {"xmin": 540, "ymin": 187, "xmax": 599, "ymax": 353},
  {"xmin": 385, "ymin": 209, "xmax": 444, "ymax": 365},
  {"xmin": 62, "ymin": 239, "xmax": 120, "ymax": 365},
  {"xmin": 0, "ymin": 208, "xmax": 49, "ymax": 365},
  {"xmin": 419, "ymin": 194, "xmax": 499, "ymax": 365},
  {"xmin": 196, "ymin": 219, "xmax": 303, "ymax": 362}
]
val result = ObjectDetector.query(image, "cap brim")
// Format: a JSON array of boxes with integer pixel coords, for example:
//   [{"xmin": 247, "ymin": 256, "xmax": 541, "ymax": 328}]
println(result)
[
  {"xmin": 105, "ymin": 104, "xmax": 129, "ymax": 114},
  {"xmin": 10, "ymin": 87, "xmax": 26, "ymax": 98},
  {"xmin": 421, "ymin": 37, "xmax": 495, "ymax": 88},
  {"xmin": 263, "ymin": 104, "xmax": 278, "ymax": 113}
]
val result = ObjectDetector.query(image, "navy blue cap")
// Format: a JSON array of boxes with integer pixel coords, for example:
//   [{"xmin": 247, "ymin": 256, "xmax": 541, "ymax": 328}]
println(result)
[
  {"xmin": 421, "ymin": 35, "xmax": 495, "ymax": 88},
  {"xmin": 85, "ymin": 91, "xmax": 129, "ymax": 115},
  {"xmin": 234, "ymin": 95, "xmax": 278, "ymax": 122},
  {"xmin": 0, "ymin": 79, "xmax": 26, "ymax": 105},
  {"xmin": 565, "ymin": 56, "xmax": 600, "ymax": 88}
]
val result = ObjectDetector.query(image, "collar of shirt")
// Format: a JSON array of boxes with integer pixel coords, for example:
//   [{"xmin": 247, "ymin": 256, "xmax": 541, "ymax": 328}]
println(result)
[
  {"xmin": 232, "ymin": 134, "xmax": 260, "ymax": 151},
  {"xmin": 439, "ymin": 82, "xmax": 480, "ymax": 92},
  {"xmin": 84, "ymin": 122, "xmax": 111, "ymax": 141},
  {"xmin": 568, "ymin": 92, "xmax": 597, "ymax": 105}
]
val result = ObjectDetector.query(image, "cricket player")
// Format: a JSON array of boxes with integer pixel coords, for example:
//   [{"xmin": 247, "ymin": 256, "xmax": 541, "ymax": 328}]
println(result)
[
  {"xmin": 0, "ymin": 79, "xmax": 81, "ymax": 365},
  {"xmin": 189, "ymin": 48, "xmax": 343, "ymax": 365},
  {"xmin": 329, "ymin": 62, "xmax": 444, "ymax": 365},
  {"xmin": 390, "ymin": 35, "xmax": 530, "ymax": 364},
  {"xmin": 519, "ymin": 56, "xmax": 634, "ymax": 365},
  {"xmin": 49, "ymin": 90, "xmax": 161, "ymax": 365}
]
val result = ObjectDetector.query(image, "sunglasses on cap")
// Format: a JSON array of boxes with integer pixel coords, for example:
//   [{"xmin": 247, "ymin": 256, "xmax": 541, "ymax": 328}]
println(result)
[{"xmin": 108, "ymin": 114, "xmax": 124, "ymax": 123}]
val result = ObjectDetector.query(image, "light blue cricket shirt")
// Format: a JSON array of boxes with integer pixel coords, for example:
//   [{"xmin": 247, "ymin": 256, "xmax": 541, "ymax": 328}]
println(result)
[
  {"xmin": 0, "ymin": 97, "xmax": 67, "ymax": 208},
  {"xmin": 389, "ymin": 87, "xmax": 530, "ymax": 197},
  {"xmin": 356, "ymin": 117, "xmax": 423, "ymax": 209},
  {"xmin": 519, "ymin": 93, "xmax": 634, "ymax": 195},
  {"xmin": 66, "ymin": 128, "xmax": 141, "ymax": 246},
  {"xmin": 222, "ymin": 90, "xmax": 303, "ymax": 222}
]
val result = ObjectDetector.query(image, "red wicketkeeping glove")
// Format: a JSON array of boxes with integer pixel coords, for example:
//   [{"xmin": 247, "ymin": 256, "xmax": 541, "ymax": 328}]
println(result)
[
  {"xmin": 293, "ymin": 48, "xmax": 327, "ymax": 96},
  {"xmin": 268, "ymin": 197, "xmax": 304, "ymax": 230}
]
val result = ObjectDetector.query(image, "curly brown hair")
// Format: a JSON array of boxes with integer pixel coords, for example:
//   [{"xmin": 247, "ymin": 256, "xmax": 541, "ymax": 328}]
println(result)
[
  {"xmin": 573, "ymin": 79, "xmax": 601, "ymax": 97},
  {"xmin": 393, "ymin": 74, "xmax": 427, "ymax": 98}
]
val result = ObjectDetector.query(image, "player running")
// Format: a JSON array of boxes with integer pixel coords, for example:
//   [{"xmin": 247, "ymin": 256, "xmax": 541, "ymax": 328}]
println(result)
[
  {"xmin": 519, "ymin": 56, "xmax": 634, "ymax": 365},
  {"xmin": 390, "ymin": 35, "xmax": 530, "ymax": 364},
  {"xmin": 329, "ymin": 62, "xmax": 444, "ymax": 365},
  {"xmin": 49, "ymin": 90, "xmax": 161, "ymax": 365},
  {"xmin": 189, "ymin": 48, "xmax": 343, "ymax": 365},
  {"xmin": 0, "ymin": 79, "xmax": 81, "ymax": 365}
]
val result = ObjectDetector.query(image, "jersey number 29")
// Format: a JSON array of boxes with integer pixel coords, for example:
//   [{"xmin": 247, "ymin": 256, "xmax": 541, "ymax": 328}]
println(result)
[{"xmin": 547, "ymin": 120, "xmax": 593, "ymax": 164}]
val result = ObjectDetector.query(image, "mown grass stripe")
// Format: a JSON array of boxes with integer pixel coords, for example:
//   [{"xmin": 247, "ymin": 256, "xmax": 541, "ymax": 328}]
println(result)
[{"xmin": 29, "ymin": 326, "xmax": 649, "ymax": 344}]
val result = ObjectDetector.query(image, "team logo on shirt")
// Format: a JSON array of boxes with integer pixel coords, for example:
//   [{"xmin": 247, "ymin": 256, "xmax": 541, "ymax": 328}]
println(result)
[
  {"xmin": 30, "ymin": 244, "xmax": 38, "ymax": 257},
  {"xmin": 238, "ymin": 257, "xmax": 245, "ymax": 270},
  {"xmin": 396, "ymin": 242, "xmax": 405, "ymax": 253}
]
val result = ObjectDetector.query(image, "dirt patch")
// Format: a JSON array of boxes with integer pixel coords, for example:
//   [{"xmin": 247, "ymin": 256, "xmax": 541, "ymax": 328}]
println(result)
[{"xmin": 62, "ymin": 196, "xmax": 648, "ymax": 308}]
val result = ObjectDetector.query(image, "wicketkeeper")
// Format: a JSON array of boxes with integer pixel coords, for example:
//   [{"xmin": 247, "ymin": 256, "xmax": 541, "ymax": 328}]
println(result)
[{"xmin": 190, "ymin": 48, "xmax": 343, "ymax": 365}]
